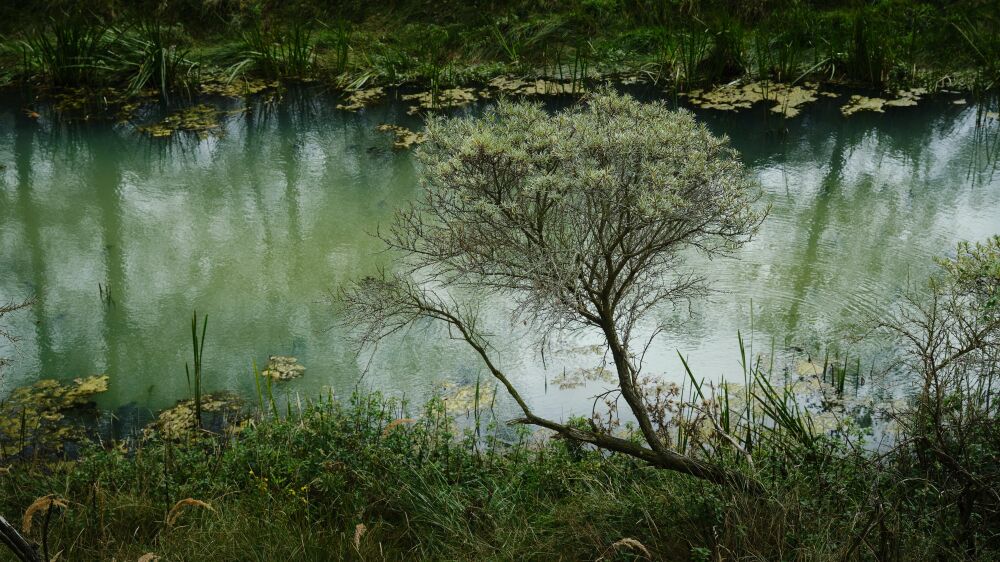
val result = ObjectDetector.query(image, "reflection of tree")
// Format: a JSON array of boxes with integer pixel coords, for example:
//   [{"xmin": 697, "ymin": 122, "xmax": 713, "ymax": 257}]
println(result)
[
  {"xmin": 14, "ymin": 116, "xmax": 54, "ymax": 376},
  {"xmin": 92, "ymin": 129, "xmax": 127, "ymax": 384},
  {"xmin": 784, "ymin": 122, "xmax": 850, "ymax": 337}
]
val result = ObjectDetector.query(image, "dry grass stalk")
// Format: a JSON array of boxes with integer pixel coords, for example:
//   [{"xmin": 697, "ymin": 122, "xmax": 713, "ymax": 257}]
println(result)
[
  {"xmin": 611, "ymin": 537, "xmax": 652, "ymax": 558},
  {"xmin": 353, "ymin": 523, "xmax": 367, "ymax": 549},
  {"xmin": 22, "ymin": 494, "xmax": 67, "ymax": 533},
  {"xmin": 166, "ymin": 498, "xmax": 214, "ymax": 526}
]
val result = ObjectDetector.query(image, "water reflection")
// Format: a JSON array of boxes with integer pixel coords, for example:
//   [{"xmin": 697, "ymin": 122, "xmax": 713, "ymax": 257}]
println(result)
[{"xmin": 0, "ymin": 93, "xmax": 997, "ymax": 424}]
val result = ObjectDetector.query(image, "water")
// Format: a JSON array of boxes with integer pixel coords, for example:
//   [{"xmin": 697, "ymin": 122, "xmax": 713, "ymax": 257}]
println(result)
[{"xmin": 1, "ymin": 89, "xmax": 998, "ymax": 426}]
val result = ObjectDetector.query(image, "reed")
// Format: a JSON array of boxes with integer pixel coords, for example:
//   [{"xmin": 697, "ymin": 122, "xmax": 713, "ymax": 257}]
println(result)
[
  {"xmin": 185, "ymin": 310, "xmax": 207, "ymax": 429},
  {"xmin": 114, "ymin": 21, "xmax": 199, "ymax": 103},
  {"xmin": 22, "ymin": 16, "xmax": 112, "ymax": 87}
]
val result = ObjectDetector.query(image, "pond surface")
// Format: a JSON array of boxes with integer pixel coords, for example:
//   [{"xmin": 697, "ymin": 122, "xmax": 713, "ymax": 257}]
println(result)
[{"xmin": 1, "ymin": 89, "xmax": 998, "ymax": 427}]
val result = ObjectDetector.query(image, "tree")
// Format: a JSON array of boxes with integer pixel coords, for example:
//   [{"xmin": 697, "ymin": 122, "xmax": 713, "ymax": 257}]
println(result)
[
  {"xmin": 340, "ymin": 90, "xmax": 766, "ymax": 484},
  {"xmin": 882, "ymin": 236, "xmax": 1000, "ymax": 554}
]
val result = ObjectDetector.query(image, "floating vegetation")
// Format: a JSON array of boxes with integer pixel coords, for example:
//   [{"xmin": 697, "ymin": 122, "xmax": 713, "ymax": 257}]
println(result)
[
  {"xmin": 260, "ymin": 355, "xmax": 305, "ymax": 380},
  {"xmin": 402, "ymin": 87, "xmax": 477, "ymax": 114},
  {"xmin": 683, "ymin": 81, "xmax": 824, "ymax": 118},
  {"xmin": 487, "ymin": 76, "xmax": 585, "ymax": 96},
  {"xmin": 376, "ymin": 123, "xmax": 426, "ymax": 149},
  {"xmin": 144, "ymin": 395, "xmax": 241, "ymax": 440},
  {"xmin": 551, "ymin": 365, "xmax": 614, "ymax": 390},
  {"xmin": 200, "ymin": 72, "xmax": 277, "ymax": 97},
  {"xmin": 138, "ymin": 104, "xmax": 222, "ymax": 138},
  {"xmin": 840, "ymin": 88, "xmax": 927, "ymax": 116},
  {"xmin": 438, "ymin": 381, "xmax": 495, "ymax": 414},
  {"xmin": 336, "ymin": 87, "xmax": 384, "ymax": 111},
  {"xmin": 0, "ymin": 375, "xmax": 109, "ymax": 455}
]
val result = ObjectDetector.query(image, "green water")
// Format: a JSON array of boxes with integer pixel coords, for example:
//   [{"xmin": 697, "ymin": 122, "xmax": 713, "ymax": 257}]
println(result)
[{"xmin": 1, "ymin": 90, "xmax": 998, "ymax": 423}]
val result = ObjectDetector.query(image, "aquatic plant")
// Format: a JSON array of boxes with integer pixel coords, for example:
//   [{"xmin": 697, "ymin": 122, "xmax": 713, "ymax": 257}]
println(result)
[
  {"xmin": 185, "ymin": 311, "xmax": 207, "ymax": 430},
  {"xmin": 112, "ymin": 21, "xmax": 199, "ymax": 104},
  {"xmin": 21, "ymin": 16, "xmax": 113, "ymax": 87},
  {"xmin": 236, "ymin": 19, "xmax": 315, "ymax": 80}
]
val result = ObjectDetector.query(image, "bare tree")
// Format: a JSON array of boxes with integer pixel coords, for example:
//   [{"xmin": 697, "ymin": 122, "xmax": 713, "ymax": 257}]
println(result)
[{"xmin": 340, "ymin": 90, "xmax": 766, "ymax": 485}]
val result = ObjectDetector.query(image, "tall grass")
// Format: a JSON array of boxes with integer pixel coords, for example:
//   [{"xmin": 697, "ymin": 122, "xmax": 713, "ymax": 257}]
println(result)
[
  {"xmin": 113, "ymin": 21, "xmax": 199, "ymax": 103},
  {"xmin": 22, "ymin": 17, "xmax": 113, "ymax": 87},
  {"xmin": 237, "ymin": 19, "xmax": 315, "ymax": 80},
  {"xmin": 185, "ymin": 310, "xmax": 207, "ymax": 429}
]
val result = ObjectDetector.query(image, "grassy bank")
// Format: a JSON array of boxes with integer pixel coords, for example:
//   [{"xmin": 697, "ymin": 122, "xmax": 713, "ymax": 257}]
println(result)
[
  {"xmin": 0, "ymin": 384, "xmax": 993, "ymax": 561},
  {"xmin": 1, "ymin": 0, "xmax": 998, "ymax": 106}
]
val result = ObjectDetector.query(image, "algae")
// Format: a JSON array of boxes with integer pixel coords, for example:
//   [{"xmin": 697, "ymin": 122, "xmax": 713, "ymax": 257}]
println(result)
[
  {"xmin": 261, "ymin": 355, "xmax": 305, "ymax": 380},
  {"xmin": 0, "ymin": 375, "xmax": 109, "ymax": 455},
  {"xmin": 376, "ymin": 123, "xmax": 426, "ymax": 149},
  {"xmin": 402, "ymin": 87, "xmax": 477, "ymax": 114},
  {"xmin": 336, "ymin": 87, "xmax": 384, "ymax": 111},
  {"xmin": 138, "ymin": 104, "xmax": 223, "ymax": 138},
  {"xmin": 683, "ymin": 81, "xmax": 824, "ymax": 118},
  {"xmin": 145, "ymin": 395, "xmax": 241, "ymax": 440}
]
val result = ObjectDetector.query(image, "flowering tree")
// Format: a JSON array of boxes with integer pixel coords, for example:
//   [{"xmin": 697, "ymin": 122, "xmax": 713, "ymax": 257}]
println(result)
[{"xmin": 341, "ymin": 90, "xmax": 765, "ymax": 484}]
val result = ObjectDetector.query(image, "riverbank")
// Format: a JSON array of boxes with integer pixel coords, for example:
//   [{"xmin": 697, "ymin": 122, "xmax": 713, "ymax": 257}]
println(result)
[
  {"xmin": 1, "ymin": 0, "xmax": 998, "ymax": 111},
  {"xmin": 0, "ymin": 390, "xmax": 983, "ymax": 561}
]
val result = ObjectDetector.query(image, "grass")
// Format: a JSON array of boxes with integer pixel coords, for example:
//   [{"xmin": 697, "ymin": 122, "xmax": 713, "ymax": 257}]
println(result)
[
  {"xmin": 0, "ymin": 380, "xmax": 988, "ymax": 561},
  {"xmin": 2, "ymin": 1, "xmax": 999, "ymax": 102},
  {"xmin": 185, "ymin": 311, "xmax": 207, "ymax": 430}
]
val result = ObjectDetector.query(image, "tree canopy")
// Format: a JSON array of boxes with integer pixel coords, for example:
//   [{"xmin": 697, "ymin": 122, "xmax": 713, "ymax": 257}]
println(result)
[{"xmin": 342, "ymin": 90, "xmax": 765, "ymax": 483}]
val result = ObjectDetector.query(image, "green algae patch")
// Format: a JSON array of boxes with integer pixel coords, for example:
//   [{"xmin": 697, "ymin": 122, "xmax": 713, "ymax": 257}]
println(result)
[
  {"xmin": 840, "ymin": 88, "xmax": 927, "ymax": 116},
  {"xmin": 438, "ymin": 381, "xmax": 496, "ymax": 415},
  {"xmin": 261, "ymin": 355, "xmax": 305, "ymax": 380},
  {"xmin": 144, "ymin": 395, "xmax": 242, "ymax": 440},
  {"xmin": 139, "ymin": 104, "xmax": 223, "ymax": 138},
  {"xmin": 401, "ymin": 87, "xmax": 477, "ymax": 114},
  {"xmin": 683, "ymin": 81, "xmax": 824, "ymax": 118},
  {"xmin": 336, "ymin": 87, "xmax": 384, "ymax": 111},
  {"xmin": 0, "ymin": 375, "xmax": 109, "ymax": 455},
  {"xmin": 487, "ymin": 76, "xmax": 586, "ymax": 97},
  {"xmin": 200, "ymin": 71, "xmax": 278, "ymax": 97},
  {"xmin": 376, "ymin": 123, "xmax": 426, "ymax": 149}
]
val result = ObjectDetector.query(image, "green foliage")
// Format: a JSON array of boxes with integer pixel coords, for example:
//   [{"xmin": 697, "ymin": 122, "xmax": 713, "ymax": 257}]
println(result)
[
  {"xmin": 114, "ymin": 21, "xmax": 199, "ymax": 103},
  {"xmin": 21, "ymin": 15, "xmax": 113, "ymax": 87}
]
